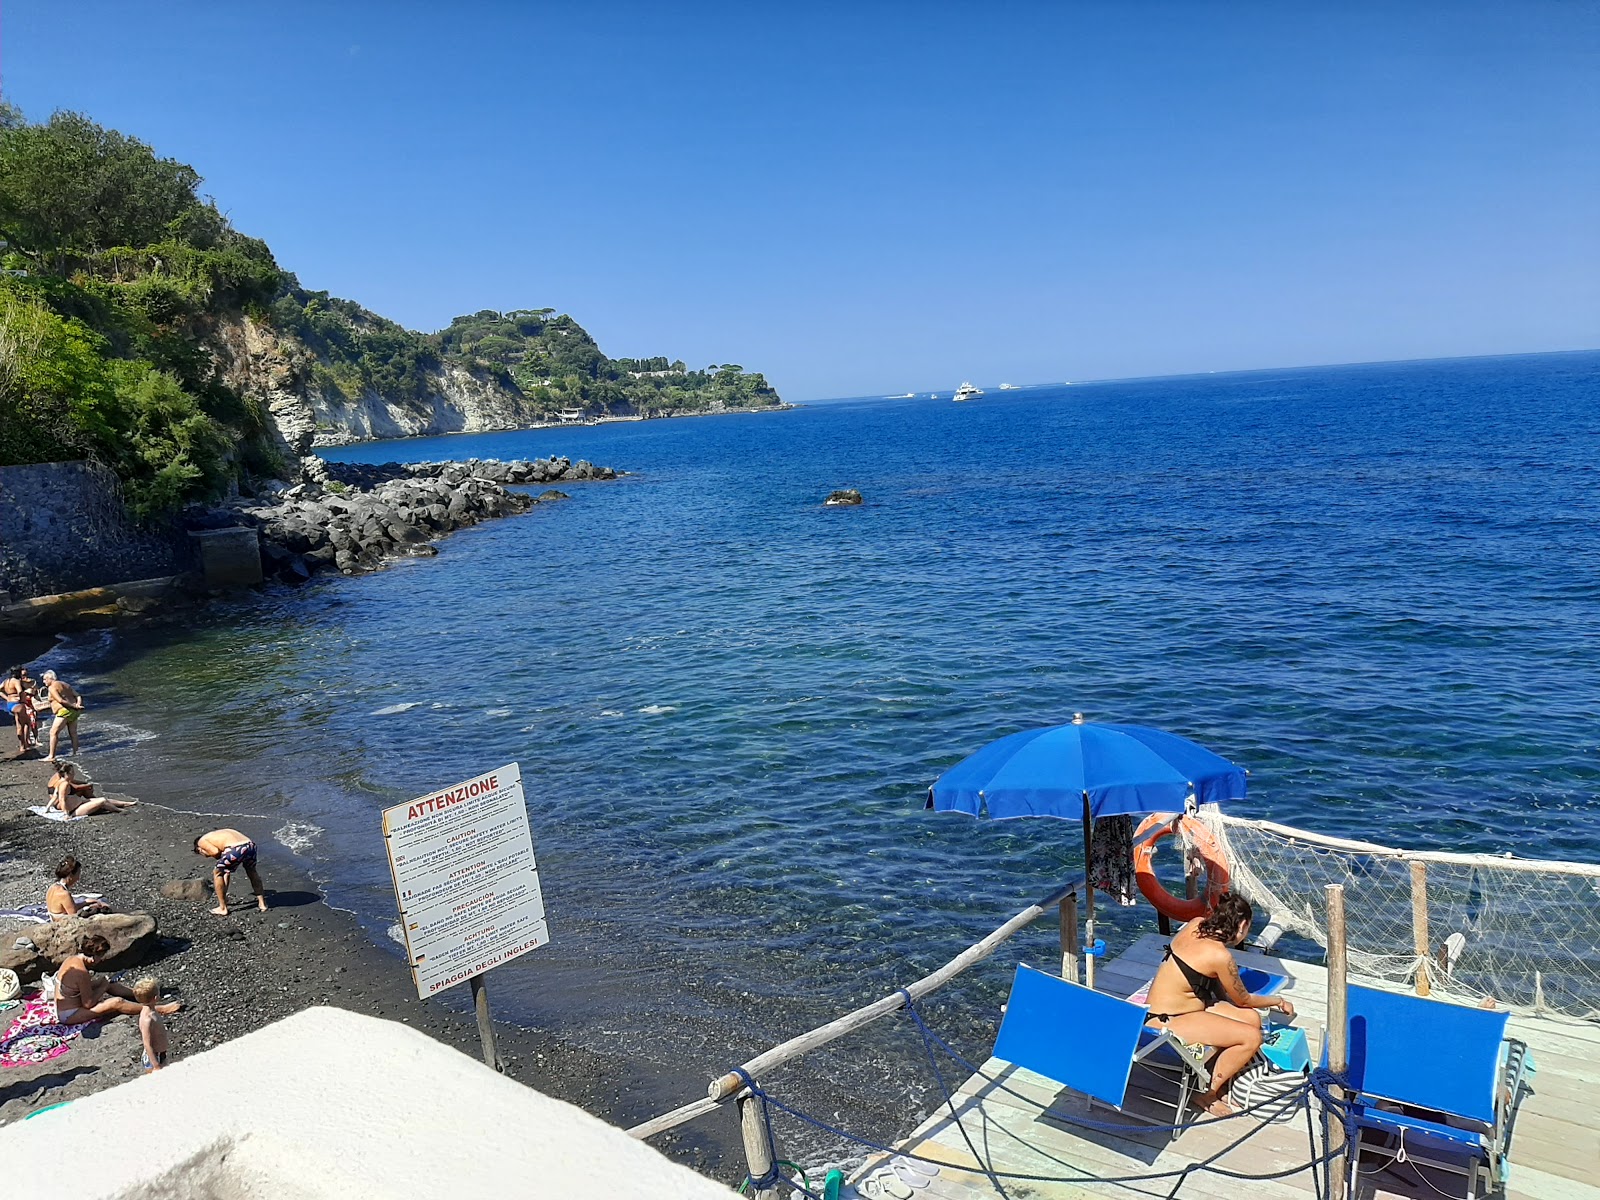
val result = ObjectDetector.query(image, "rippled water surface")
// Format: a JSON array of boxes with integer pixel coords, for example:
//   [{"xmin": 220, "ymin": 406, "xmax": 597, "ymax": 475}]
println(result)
[{"xmin": 61, "ymin": 352, "xmax": 1600, "ymax": 1155}]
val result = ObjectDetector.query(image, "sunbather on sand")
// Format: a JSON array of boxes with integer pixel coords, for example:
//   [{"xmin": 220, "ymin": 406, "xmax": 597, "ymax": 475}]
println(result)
[
  {"xmin": 1143, "ymin": 891, "xmax": 1295, "ymax": 1117},
  {"xmin": 193, "ymin": 828, "xmax": 269, "ymax": 915},
  {"xmin": 54, "ymin": 934, "xmax": 181, "ymax": 1025},
  {"xmin": 47, "ymin": 760, "xmax": 134, "ymax": 816},
  {"xmin": 47, "ymin": 855, "xmax": 112, "ymax": 919}
]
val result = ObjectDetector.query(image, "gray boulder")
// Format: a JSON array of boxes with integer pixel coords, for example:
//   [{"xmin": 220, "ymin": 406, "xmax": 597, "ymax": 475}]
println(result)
[{"xmin": 825, "ymin": 489, "xmax": 864, "ymax": 506}]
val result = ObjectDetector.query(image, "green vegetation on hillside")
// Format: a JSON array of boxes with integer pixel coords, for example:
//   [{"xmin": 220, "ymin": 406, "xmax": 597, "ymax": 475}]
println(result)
[
  {"xmin": 0, "ymin": 106, "xmax": 284, "ymax": 514},
  {"xmin": 0, "ymin": 106, "xmax": 782, "ymax": 516},
  {"xmin": 437, "ymin": 309, "xmax": 781, "ymax": 417}
]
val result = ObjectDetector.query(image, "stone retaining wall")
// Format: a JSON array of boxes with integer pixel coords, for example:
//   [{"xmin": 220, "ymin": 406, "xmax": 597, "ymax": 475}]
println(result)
[{"xmin": 0, "ymin": 461, "xmax": 190, "ymax": 603}]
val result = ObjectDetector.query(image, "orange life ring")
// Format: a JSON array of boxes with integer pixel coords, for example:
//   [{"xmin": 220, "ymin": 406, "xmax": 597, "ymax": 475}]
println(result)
[{"xmin": 1133, "ymin": 813, "xmax": 1230, "ymax": 922}]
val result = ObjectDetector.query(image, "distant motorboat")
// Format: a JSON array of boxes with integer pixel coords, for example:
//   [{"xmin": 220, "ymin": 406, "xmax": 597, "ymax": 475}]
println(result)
[
  {"xmin": 952, "ymin": 382, "xmax": 984, "ymax": 402},
  {"xmin": 998, "ymin": 383, "xmax": 1019, "ymax": 391}
]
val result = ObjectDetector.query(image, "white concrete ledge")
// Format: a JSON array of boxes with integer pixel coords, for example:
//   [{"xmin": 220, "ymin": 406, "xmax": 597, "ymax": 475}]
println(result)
[{"xmin": 0, "ymin": 1006, "xmax": 734, "ymax": 1199}]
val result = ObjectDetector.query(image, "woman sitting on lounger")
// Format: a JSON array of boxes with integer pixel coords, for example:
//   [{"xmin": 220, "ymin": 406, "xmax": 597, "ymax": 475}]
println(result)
[
  {"xmin": 1144, "ymin": 891, "xmax": 1295, "ymax": 1116},
  {"xmin": 47, "ymin": 760, "xmax": 135, "ymax": 817}
]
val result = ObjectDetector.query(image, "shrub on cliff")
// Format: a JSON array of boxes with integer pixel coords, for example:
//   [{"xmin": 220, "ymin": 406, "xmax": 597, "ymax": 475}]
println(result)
[
  {"xmin": 0, "ymin": 281, "xmax": 237, "ymax": 517},
  {"xmin": 0, "ymin": 107, "xmax": 282, "ymax": 512}
]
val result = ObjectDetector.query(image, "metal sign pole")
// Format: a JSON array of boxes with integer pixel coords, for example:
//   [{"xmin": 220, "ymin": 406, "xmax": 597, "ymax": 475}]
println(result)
[{"xmin": 470, "ymin": 972, "xmax": 501, "ymax": 1071}]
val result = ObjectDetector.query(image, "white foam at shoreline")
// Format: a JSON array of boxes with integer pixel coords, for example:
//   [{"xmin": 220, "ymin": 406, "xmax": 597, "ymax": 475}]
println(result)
[
  {"xmin": 372, "ymin": 701, "xmax": 422, "ymax": 715},
  {"xmin": 274, "ymin": 821, "xmax": 325, "ymax": 853},
  {"xmin": 87, "ymin": 721, "xmax": 159, "ymax": 749}
]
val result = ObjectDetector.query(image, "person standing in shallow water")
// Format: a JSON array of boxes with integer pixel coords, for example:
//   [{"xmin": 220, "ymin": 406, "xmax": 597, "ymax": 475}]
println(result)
[
  {"xmin": 2, "ymin": 667, "xmax": 34, "ymax": 754},
  {"xmin": 193, "ymin": 829, "xmax": 269, "ymax": 916},
  {"xmin": 43, "ymin": 669, "xmax": 86, "ymax": 758}
]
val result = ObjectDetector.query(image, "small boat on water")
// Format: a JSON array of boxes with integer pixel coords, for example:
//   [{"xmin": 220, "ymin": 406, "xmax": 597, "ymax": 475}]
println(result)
[
  {"xmin": 952, "ymin": 382, "xmax": 984, "ymax": 402},
  {"xmin": 998, "ymin": 382, "xmax": 1019, "ymax": 390}
]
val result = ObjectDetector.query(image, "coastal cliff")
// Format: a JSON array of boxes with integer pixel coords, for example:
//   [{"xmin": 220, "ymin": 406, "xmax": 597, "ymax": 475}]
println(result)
[
  {"xmin": 208, "ymin": 312, "xmax": 536, "ymax": 460},
  {"xmin": 0, "ymin": 107, "xmax": 782, "ymax": 513}
]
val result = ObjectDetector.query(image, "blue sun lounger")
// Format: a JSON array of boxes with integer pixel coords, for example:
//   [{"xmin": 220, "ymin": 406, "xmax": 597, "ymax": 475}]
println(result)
[
  {"xmin": 1331, "ymin": 984, "xmax": 1530, "ymax": 1200},
  {"xmin": 993, "ymin": 963, "xmax": 1288, "ymax": 1135}
]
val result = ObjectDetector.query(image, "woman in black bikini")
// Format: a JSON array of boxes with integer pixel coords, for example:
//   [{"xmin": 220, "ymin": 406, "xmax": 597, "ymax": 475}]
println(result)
[{"xmin": 1143, "ymin": 891, "xmax": 1295, "ymax": 1116}]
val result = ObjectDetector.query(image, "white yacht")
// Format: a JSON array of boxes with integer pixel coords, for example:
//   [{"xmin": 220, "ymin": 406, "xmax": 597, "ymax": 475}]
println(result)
[
  {"xmin": 998, "ymin": 382, "xmax": 1019, "ymax": 391},
  {"xmin": 952, "ymin": 382, "xmax": 984, "ymax": 402}
]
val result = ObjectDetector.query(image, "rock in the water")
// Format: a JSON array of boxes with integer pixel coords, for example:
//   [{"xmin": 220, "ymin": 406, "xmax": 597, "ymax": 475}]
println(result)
[
  {"xmin": 536, "ymin": 489, "xmax": 570, "ymax": 502},
  {"xmin": 824, "ymin": 489, "xmax": 864, "ymax": 506}
]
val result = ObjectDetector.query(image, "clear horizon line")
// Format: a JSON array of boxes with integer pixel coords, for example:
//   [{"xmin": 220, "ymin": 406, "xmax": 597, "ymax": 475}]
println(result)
[{"xmin": 800, "ymin": 345, "xmax": 1600, "ymax": 405}]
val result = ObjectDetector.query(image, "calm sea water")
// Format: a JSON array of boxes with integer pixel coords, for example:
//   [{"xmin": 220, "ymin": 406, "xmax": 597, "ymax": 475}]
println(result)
[{"xmin": 54, "ymin": 351, "xmax": 1600, "ymax": 1158}]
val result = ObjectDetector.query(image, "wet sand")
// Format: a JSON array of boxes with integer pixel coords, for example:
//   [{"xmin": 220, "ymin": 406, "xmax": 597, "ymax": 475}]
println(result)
[{"xmin": 0, "ymin": 744, "xmax": 735, "ymax": 1176}]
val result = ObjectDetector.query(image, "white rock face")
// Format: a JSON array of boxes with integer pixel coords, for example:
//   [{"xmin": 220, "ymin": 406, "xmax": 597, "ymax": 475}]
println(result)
[
  {"xmin": 209, "ymin": 314, "xmax": 538, "ymax": 456},
  {"xmin": 308, "ymin": 361, "xmax": 527, "ymax": 446}
]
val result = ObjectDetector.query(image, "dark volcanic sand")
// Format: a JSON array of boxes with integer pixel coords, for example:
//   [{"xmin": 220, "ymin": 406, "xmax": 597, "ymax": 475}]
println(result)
[{"xmin": 0, "ymin": 746, "xmax": 735, "ymax": 1176}]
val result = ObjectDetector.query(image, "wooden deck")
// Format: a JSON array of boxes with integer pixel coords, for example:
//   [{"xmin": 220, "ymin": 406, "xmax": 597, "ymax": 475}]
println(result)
[{"xmin": 848, "ymin": 935, "xmax": 1600, "ymax": 1200}]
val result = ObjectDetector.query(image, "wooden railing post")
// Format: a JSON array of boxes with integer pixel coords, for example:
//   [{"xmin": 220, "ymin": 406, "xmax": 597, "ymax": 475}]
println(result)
[
  {"xmin": 737, "ymin": 1091, "xmax": 779, "ymax": 1200},
  {"xmin": 1059, "ymin": 892, "xmax": 1080, "ymax": 984},
  {"xmin": 1325, "ymin": 883, "xmax": 1353, "ymax": 1192},
  {"xmin": 1410, "ymin": 860, "xmax": 1431, "ymax": 997}
]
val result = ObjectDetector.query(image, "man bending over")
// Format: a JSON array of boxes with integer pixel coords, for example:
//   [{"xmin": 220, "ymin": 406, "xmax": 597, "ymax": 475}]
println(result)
[{"xmin": 193, "ymin": 829, "xmax": 269, "ymax": 916}]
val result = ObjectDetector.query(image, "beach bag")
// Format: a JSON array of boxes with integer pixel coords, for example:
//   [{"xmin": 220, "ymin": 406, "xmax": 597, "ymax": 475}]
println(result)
[
  {"xmin": 1228, "ymin": 1030, "xmax": 1311, "ymax": 1119},
  {"xmin": 0, "ymin": 968, "xmax": 20, "ymax": 1003}
]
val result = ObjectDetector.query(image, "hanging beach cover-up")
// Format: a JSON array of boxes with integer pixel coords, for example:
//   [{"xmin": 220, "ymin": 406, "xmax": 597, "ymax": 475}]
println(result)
[{"xmin": 1092, "ymin": 813, "xmax": 1138, "ymax": 906}]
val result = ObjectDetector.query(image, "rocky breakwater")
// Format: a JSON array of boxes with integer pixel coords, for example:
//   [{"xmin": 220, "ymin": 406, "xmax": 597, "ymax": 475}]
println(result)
[{"xmin": 187, "ymin": 456, "xmax": 620, "ymax": 584}]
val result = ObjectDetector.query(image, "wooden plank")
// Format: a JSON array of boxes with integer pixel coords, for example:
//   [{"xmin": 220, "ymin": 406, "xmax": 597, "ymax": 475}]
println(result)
[
  {"xmin": 1504, "ymin": 1163, "xmax": 1600, "ymax": 1200},
  {"xmin": 903, "ymin": 1105, "xmax": 1317, "ymax": 1200}
]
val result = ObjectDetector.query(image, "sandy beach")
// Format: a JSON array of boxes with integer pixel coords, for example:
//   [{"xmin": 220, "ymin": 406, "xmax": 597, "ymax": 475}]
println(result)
[{"xmin": 0, "ymin": 738, "xmax": 735, "ymax": 1175}]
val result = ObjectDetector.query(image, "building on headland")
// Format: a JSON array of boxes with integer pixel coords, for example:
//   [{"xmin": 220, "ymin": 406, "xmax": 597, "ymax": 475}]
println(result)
[{"xmin": 0, "ymin": 1007, "xmax": 732, "ymax": 1200}]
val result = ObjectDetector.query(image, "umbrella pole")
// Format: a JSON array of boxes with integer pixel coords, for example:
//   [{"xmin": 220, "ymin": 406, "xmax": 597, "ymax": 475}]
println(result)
[{"xmin": 1081, "ymin": 792, "xmax": 1096, "ymax": 990}]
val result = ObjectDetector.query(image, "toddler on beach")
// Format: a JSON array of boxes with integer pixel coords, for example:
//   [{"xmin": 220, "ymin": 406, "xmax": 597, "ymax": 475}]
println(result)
[{"xmin": 135, "ymin": 977, "xmax": 169, "ymax": 1072}]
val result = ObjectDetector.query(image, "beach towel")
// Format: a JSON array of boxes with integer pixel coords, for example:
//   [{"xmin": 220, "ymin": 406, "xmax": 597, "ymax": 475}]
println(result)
[
  {"xmin": 27, "ymin": 805, "xmax": 83, "ymax": 823},
  {"xmin": 0, "ymin": 894, "xmax": 104, "ymax": 923},
  {"xmin": 0, "ymin": 995, "xmax": 87, "ymax": 1068}
]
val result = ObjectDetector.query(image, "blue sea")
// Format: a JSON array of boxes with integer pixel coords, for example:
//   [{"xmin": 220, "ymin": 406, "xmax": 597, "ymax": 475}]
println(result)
[{"xmin": 57, "ymin": 351, "xmax": 1600, "ymax": 1156}]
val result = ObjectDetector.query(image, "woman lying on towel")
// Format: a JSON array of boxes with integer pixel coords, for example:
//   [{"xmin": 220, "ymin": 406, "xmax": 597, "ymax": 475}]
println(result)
[
  {"xmin": 47, "ymin": 760, "xmax": 134, "ymax": 817},
  {"xmin": 1144, "ymin": 891, "xmax": 1295, "ymax": 1116}
]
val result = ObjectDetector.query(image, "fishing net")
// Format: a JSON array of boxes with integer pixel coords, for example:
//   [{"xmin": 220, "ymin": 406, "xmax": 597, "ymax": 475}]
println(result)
[{"xmin": 1192, "ymin": 807, "xmax": 1600, "ymax": 1023}]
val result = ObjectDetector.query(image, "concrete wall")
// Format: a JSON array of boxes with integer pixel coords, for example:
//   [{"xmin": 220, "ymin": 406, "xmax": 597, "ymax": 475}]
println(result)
[
  {"xmin": 0, "ymin": 461, "xmax": 190, "ymax": 603},
  {"xmin": 0, "ymin": 1006, "xmax": 737, "ymax": 1199}
]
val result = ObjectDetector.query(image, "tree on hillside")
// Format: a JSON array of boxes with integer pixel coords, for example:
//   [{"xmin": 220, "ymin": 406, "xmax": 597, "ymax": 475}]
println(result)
[{"xmin": 0, "ymin": 112, "xmax": 204, "ymax": 267}]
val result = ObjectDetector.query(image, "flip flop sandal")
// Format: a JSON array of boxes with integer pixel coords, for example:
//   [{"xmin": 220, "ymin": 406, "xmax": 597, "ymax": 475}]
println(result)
[
  {"xmin": 889, "ymin": 1163, "xmax": 931, "ymax": 1189},
  {"xmin": 861, "ymin": 1172, "xmax": 915, "ymax": 1200},
  {"xmin": 891, "ymin": 1157, "xmax": 940, "ymax": 1180}
]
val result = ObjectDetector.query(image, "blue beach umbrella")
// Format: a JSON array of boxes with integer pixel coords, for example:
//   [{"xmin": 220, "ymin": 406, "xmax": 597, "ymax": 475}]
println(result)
[
  {"xmin": 927, "ymin": 715, "xmax": 1248, "ymax": 821},
  {"xmin": 926, "ymin": 714, "xmax": 1247, "ymax": 973}
]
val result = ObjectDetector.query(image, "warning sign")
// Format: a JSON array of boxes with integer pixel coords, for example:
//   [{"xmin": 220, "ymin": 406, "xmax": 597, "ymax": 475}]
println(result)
[{"xmin": 382, "ymin": 762, "xmax": 549, "ymax": 999}]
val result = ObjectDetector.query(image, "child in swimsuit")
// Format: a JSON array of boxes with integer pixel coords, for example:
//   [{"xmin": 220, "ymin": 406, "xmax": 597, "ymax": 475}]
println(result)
[{"xmin": 135, "ymin": 977, "xmax": 170, "ymax": 1071}]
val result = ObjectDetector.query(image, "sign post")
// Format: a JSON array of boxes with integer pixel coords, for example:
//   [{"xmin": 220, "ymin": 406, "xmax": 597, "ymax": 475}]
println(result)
[{"xmin": 382, "ymin": 763, "xmax": 548, "ymax": 1070}]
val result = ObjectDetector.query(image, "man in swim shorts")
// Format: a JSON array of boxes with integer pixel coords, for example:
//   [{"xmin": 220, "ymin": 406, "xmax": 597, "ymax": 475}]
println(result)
[
  {"xmin": 43, "ymin": 669, "xmax": 86, "ymax": 758},
  {"xmin": 193, "ymin": 828, "xmax": 269, "ymax": 916}
]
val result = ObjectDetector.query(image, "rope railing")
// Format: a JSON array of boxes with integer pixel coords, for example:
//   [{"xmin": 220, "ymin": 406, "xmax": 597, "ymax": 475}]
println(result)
[{"xmin": 628, "ymin": 817, "xmax": 1189, "ymax": 1142}]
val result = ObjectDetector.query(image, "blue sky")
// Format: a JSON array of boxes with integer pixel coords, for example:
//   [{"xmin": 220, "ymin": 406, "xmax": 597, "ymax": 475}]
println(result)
[{"xmin": 4, "ymin": 1, "xmax": 1596, "ymax": 400}]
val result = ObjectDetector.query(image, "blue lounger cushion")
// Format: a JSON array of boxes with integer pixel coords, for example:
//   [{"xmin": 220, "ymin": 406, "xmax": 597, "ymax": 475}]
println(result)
[
  {"xmin": 994, "ymin": 964, "xmax": 1150, "ymax": 1108},
  {"xmin": 1343, "ymin": 984, "xmax": 1509, "ymax": 1126}
]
